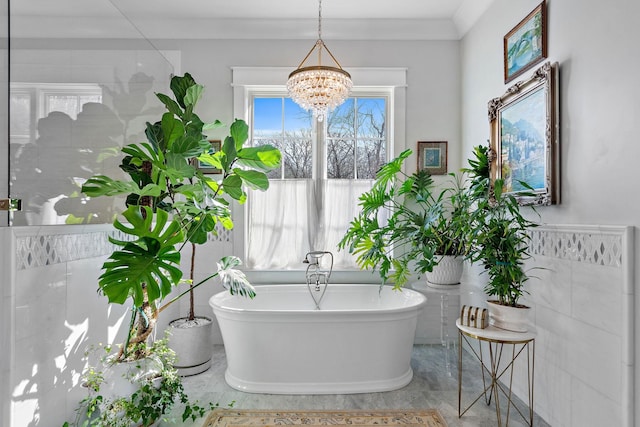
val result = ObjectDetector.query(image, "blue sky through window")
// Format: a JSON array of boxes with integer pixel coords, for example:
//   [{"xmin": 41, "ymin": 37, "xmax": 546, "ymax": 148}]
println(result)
[
  {"xmin": 254, "ymin": 97, "xmax": 311, "ymax": 135},
  {"xmin": 254, "ymin": 97, "xmax": 386, "ymax": 136}
]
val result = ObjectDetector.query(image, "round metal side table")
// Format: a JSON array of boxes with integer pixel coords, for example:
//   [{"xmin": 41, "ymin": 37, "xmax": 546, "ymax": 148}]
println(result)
[{"xmin": 457, "ymin": 318, "xmax": 535, "ymax": 427}]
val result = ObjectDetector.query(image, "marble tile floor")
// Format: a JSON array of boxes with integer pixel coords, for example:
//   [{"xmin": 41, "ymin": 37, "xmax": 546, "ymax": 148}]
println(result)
[{"xmin": 165, "ymin": 344, "xmax": 551, "ymax": 427}]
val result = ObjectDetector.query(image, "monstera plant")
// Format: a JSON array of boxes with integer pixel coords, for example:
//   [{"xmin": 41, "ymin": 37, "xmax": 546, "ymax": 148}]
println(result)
[{"xmin": 67, "ymin": 73, "xmax": 280, "ymax": 425}]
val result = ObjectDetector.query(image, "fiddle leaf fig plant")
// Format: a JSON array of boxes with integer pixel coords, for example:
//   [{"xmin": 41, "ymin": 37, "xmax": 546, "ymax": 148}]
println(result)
[
  {"xmin": 81, "ymin": 72, "xmax": 281, "ymax": 361},
  {"xmin": 73, "ymin": 72, "xmax": 280, "ymax": 426}
]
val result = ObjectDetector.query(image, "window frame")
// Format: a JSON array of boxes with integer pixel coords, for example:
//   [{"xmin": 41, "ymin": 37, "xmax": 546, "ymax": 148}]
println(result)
[{"xmin": 231, "ymin": 67, "xmax": 407, "ymax": 281}]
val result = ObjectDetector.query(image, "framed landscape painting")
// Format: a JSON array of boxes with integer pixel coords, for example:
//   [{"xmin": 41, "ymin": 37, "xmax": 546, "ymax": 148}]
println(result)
[
  {"xmin": 504, "ymin": 1, "xmax": 547, "ymax": 83},
  {"xmin": 488, "ymin": 62, "xmax": 559, "ymax": 206},
  {"xmin": 417, "ymin": 141, "xmax": 447, "ymax": 175}
]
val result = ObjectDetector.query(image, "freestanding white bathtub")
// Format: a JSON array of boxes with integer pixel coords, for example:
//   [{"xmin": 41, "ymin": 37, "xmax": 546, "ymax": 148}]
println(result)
[{"xmin": 209, "ymin": 284, "xmax": 427, "ymax": 394}]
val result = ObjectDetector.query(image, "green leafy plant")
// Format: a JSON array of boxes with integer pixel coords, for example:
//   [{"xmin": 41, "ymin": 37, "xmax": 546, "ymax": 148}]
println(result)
[
  {"xmin": 338, "ymin": 149, "xmax": 470, "ymax": 288},
  {"xmin": 81, "ymin": 73, "xmax": 280, "ymax": 361},
  {"xmin": 63, "ymin": 337, "xmax": 233, "ymax": 427},
  {"xmin": 71, "ymin": 73, "xmax": 280, "ymax": 424},
  {"xmin": 462, "ymin": 144, "xmax": 538, "ymax": 307}
]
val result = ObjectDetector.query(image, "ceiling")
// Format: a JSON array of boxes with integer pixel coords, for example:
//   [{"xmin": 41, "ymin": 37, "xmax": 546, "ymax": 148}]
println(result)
[{"xmin": 10, "ymin": 0, "xmax": 495, "ymax": 40}]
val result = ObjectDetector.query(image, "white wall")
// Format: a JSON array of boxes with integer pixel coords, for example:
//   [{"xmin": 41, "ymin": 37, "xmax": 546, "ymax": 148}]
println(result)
[
  {"xmin": 460, "ymin": 0, "xmax": 639, "ymax": 425},
  {"xmin": 1, "ymin": 226, "xmax": 130, "ymax": 427},
  {"xmin": 151, "ymin": 38, "xmax": 461, "ymax": 175}
]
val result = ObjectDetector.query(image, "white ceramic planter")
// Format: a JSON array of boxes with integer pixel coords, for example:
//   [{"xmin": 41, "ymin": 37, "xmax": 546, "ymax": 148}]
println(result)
[
  {"xmin": 486, "ymin": 300, "xmax": 530, "ymax": 332},
  {"xmin": 101, "ymin": 357, "xmax": 162, "ymax": 401},
  {"xmin": 425, "ymin": 255, "xmax": 463, "ymax": 288},
  {"xmin": 168, "ymin": 316, "xmax": 213, "ymax": 376}
]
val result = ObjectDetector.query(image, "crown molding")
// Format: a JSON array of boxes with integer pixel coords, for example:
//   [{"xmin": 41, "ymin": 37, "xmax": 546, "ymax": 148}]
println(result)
[
  {"xmin": 11, "ymin": 16, "xmax": 460, "ymax": 40},
  {"xmin": 10, "ymin": 0, "xmax": 494, "ymax": 41}
]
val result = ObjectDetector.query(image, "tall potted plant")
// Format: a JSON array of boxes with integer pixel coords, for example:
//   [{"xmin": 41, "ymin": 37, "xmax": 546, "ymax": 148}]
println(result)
[
  {"xmin": 339, "ymin": 149, "xmax": 469, "ymax": 288},
  {"xmin": 463, "ymin": 144, "xmax": 538, "ymax": 332},
  {"xmin": 69, "ymin": 73, "xmax": 280, "ymax": 424}
]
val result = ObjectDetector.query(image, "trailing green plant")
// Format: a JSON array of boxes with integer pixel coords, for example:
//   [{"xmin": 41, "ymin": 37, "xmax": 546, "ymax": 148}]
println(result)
[
  {"xmin": 338, "ymin": 149, "xmax": 471, "ymax": 288},
  {"xmin": 462, "ymin": 144, "xmax": 539, "ymax": 307},
  {"xmin": 81, "ymin": 73, "xmax": 280, "ymax": 361},
  {"xmin": 62, "ymin": 337, "xmax": 233, "ymax": 427}
]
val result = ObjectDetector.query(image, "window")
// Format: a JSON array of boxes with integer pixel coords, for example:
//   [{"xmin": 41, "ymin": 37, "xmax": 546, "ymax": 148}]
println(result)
[
  {"xmin": 253, "ymin": 97, "xmax": 313, "ymax": 179},
  {"xmin": 247, "ymin": 92, "xmax": 389, "ymax": 270},
  {"xmin": 231, "ymin": 66, "xmax": 406, "ymax": 273},
  {"xmin": 10, "ymin": 83, "xmax": 103, "ymax": 146}
]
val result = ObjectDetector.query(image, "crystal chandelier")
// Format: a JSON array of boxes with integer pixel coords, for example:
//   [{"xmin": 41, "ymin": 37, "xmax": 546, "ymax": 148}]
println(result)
[{"xmin": 286, "ymin": 0, "xmax": 352, "ymax": 122}]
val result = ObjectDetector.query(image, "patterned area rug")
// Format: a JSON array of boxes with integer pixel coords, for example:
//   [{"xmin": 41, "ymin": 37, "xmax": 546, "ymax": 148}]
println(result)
[{"xmin": 203, "ymin": 409, "xmax": 448, "ymax": 427}]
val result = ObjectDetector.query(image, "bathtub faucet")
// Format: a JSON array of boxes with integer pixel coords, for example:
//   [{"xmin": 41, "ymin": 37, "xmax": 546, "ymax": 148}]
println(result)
[{"xmin": 303, "ymin": 251, "xmax": 333, "ymax": 309}]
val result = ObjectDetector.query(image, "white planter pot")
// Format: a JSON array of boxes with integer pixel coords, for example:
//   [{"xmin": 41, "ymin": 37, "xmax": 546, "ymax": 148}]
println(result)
[
  {"xmin": 486, "ymin": 300, "xmax": 530, "ymax": 332},
  {"xmin": 101, "ymin": 357, "xmax": 162, "ymax": 401},
  {"xmin": 168, "ymin": 316, "xmax": 213, "ymax": 376},
  {"xmin": 425, "ymin": 255, "xmax": 463, "ymax": 288}
]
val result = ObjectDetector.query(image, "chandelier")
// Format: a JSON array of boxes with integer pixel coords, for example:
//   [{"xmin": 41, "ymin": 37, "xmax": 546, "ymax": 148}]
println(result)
[{"xmin": 286, "ymin": 0, "xmax": 352, "ymax": 122}]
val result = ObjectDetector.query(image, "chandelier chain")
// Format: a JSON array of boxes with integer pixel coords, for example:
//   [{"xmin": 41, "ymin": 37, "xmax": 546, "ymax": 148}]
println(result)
[{"xmin": 318, "ymin": 0, "xmax": 322, "ymax": 40}]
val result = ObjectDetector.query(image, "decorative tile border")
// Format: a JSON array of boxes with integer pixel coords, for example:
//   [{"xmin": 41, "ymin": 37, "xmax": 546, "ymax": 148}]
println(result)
[
  {"xmin": 16, "ymin": 231, "xmax": 114, "ymax": 270},
  {"xmin": 209, "ymin": 225, "xmax": 232, "ymax": 243},
  {"xmin": 13, "ymin": 224, "xmax": 627, "ymax": 270},
  {"xmin": 14, "ymin": 223, "xmax": 233, "ymax": 270},
  {"xmin": 529, "ymin": 224, "xmax": 627, "ymax": 267}
]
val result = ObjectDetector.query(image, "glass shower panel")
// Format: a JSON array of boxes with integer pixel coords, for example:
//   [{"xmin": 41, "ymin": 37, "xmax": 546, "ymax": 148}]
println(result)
[
  {"xmin": 8, "ymin": 0, "xmax": 175, "ymax": 226},
  {"xmin": 0, "ymin": 3, "xmax": 7, "ymax": 227}
]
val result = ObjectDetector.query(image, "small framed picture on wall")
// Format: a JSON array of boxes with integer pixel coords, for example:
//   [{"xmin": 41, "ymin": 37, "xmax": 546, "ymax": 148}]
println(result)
[
  {"xmin": 190, "ymin": 140, "xmax": 222, "ymax": 174},
  {"xmin": 504, "ymin": 1, "xmax": 547, "ymax": 83},
  {"xmin": 417, "ymin": 141, "xmax": 447, "ymax": 175}
]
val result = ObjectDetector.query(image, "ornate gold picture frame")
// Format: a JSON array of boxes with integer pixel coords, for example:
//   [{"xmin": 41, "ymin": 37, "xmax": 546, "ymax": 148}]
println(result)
[{"xmin": 488, "ymin": 61, "xmax": 559, "ymax": 206}]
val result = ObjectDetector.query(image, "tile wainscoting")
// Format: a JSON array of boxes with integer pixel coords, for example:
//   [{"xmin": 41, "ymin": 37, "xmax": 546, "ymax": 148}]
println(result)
[
  {"xmin": 0, "ymin": 223, "xmax": 635, "ymax": 427},
  {"xmin": 1, "ymin": 224, "xmax": 232, "ymax": 427},
  {"xmin": 461, "ymin": 224, "xmax": 633, "ymax": 427}
]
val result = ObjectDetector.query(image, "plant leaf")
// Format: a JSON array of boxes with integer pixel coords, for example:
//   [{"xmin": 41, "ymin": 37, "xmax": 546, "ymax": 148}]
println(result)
[
  {"xmin": 229, "ymin": 119, "xmax": 249, "ymax": 150},
  {"xmin": 184, "ymin": 84, "xmax": 204, "ymax": 108},
  {"xmin": 217, "ymin": 256, "xmax": 256, "ymax": 298},
  {"xmin": 236, "ymin": 145, "xmax": 282, "ymax": 172},
  {"xmin": 155, "ymin": 93, "xmax": 183, "ymax": 117},
  {"xmin": 169, "ymin": 73, "xmax": 197, "ymax": 109},
  {"xmin": 161, "ymin": 113, "xmax": 185, "ymax": 149},
  {"xmin": 100, "ymin": 206, "xmax": 183, "ymax": 307},
  {"xmin": 233, "ymin": 169, "xmax": 269, "ymax": 191},
  {"xmin": 203, "ymin": 119, "xmax": 224, "ymax": 131},
  {"xmin": 81, "ymin": 175, "xmax": 162, "ymax": 198},
  {"xmin": 222, "ymin": 174, "xmax": 245, "ymax": 201}
]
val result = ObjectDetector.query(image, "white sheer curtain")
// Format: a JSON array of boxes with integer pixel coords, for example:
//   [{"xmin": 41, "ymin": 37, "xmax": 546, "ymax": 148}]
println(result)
[
  {"xmin": 315, "ymin": 179, "xmax": 374, "ymax": 269},
  {"xmin": 246, "ymin": 179, "xmax": 374, "ymax": 270},
  {"xmin": 246, "ymin": 180, "xmax": 316, "ymax": 269}
]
